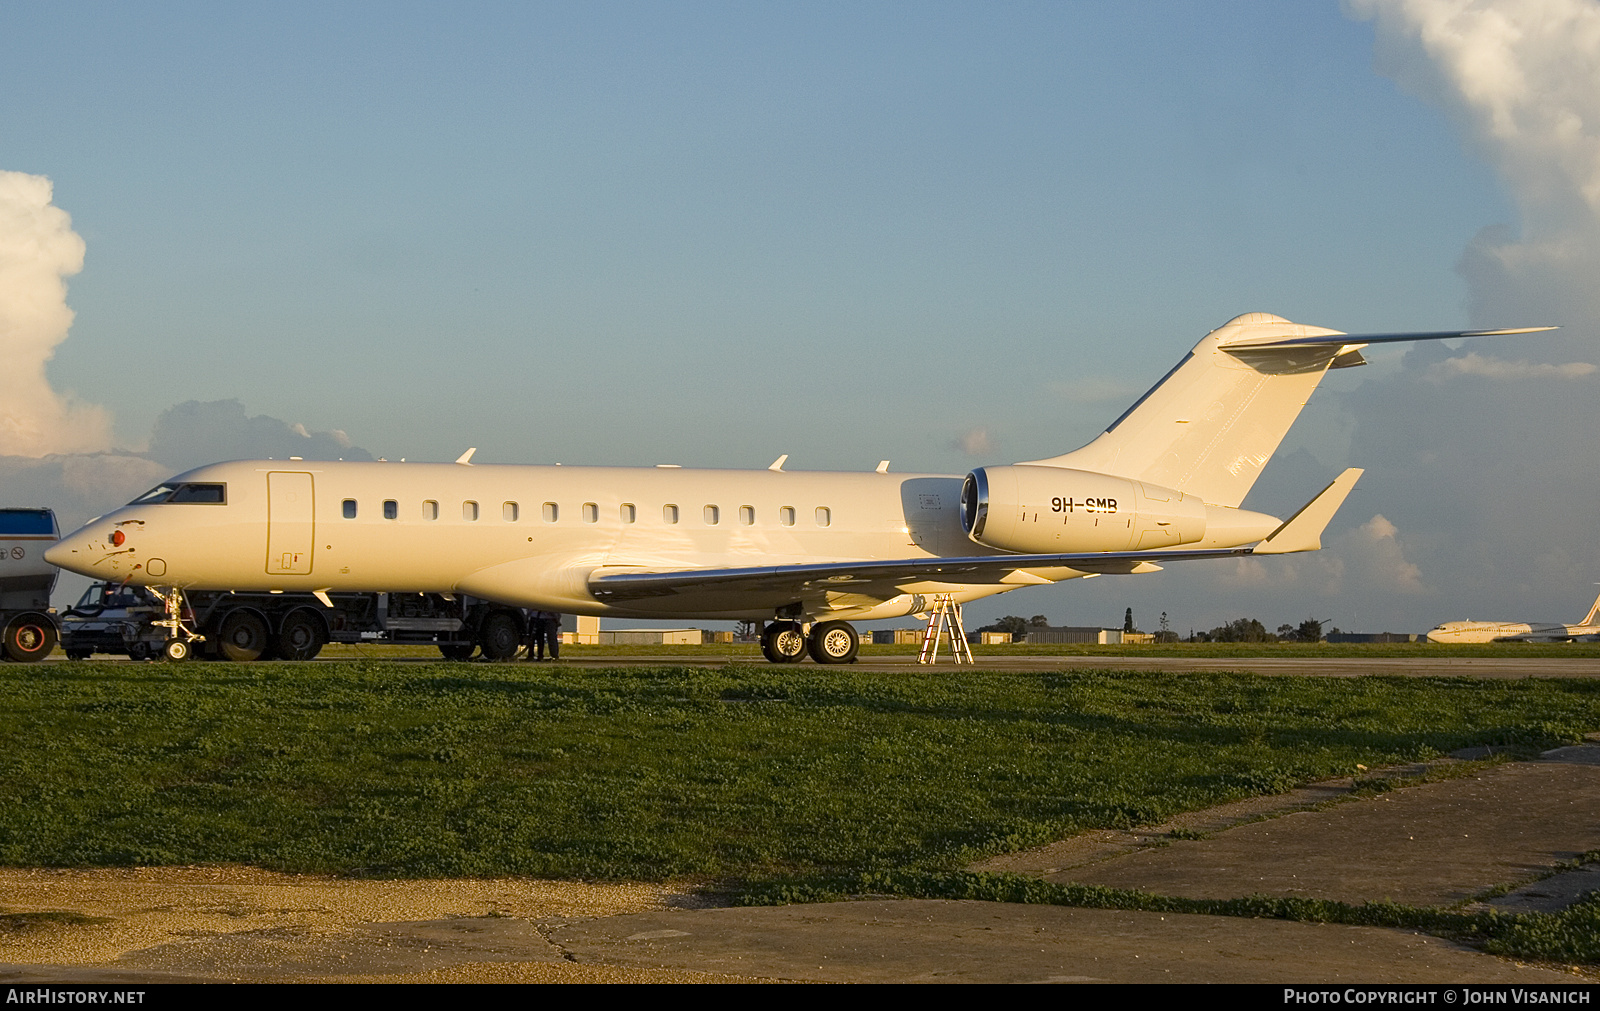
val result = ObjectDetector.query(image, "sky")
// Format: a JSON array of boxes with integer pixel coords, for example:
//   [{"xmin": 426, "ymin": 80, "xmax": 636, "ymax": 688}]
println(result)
[{"xmin": 3, "ymin": 0, "xmax": 1598, "ymax": 633}]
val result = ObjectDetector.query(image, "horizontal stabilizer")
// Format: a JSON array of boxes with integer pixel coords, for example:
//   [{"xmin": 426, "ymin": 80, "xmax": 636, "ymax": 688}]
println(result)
[
  {"xmin": 1219, "ymin": 326, "xmax": 1556, "ymax": 351},
  {"xmin": 1253, "ymin": 468, "xmax": 1363, "ymax": 555}
]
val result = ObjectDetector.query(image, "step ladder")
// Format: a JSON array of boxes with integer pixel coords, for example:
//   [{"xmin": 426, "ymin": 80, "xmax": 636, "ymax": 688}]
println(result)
[{"xmin": 917, "ymin": 593, "xmax": 973, "ymax": 664}]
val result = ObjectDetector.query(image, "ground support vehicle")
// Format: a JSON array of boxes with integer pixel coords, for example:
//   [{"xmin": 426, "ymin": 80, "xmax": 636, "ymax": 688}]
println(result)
[
  {"xmin": 63, "ymin": 584, "xmax": 527, "ymax": 662},
  {"xmin": 60, "ymin": 583, "xmax": 175, "ymax": 660},
  {"xmin": 0, "ymin": 509, "xmax": 61, "ymax": 662}
]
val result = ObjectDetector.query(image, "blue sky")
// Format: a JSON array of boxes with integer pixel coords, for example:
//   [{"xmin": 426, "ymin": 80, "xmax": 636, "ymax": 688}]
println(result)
[{"xmin": 4, "ymin": 1, "xmax": 1597, "ymax": 633}]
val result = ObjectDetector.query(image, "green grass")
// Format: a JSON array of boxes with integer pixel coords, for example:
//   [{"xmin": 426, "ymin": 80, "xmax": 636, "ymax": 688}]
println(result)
[
  {"xmin": 313, "ymin": 641, "xmax": 1600, "ymax": 660},
  {"xmin": 2, "ymin": 663, "xmax": 1595, "ymax": 882}
]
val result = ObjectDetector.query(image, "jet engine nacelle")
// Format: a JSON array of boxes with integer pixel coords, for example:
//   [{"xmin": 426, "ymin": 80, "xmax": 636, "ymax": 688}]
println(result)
[{"xmin": 960, "ymin": 465, "xmax": 1207, "ymax": 553}]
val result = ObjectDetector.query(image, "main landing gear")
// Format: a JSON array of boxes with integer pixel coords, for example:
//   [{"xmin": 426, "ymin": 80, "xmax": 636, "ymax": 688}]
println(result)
[{"xmin": 760, "ymin": 619, "xmax": 858, "ymax": 665}]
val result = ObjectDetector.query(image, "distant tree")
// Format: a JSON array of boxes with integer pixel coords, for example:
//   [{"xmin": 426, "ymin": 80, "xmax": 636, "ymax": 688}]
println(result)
[
  {"xmin": 1296, "ymin": 617, "xmax": 1324, "ymax": 643},
  {"xmin": 1208, "ymin": 618, "xmax": 1276, "ymax": 643},
  {"xmin": 978, "ymin": 615, "xmax": 1029, "ymax": 636},
  {"xmin": 1030, "ymin": 615, "xmax": 1051, "ymax": 627},
  {"xmin": 1124, "ymin": 607, "xmax": 1135, "ymax": 633},
  {"xmin": 1155, "ymin": 612, "xmax": 1179, "ymax": 643}
]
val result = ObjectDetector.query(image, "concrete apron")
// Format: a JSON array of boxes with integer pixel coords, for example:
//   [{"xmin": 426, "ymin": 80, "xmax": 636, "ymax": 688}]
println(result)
[{"xmin": 551, "ymin": 744, "xmax": 1600, "ymax": 983}]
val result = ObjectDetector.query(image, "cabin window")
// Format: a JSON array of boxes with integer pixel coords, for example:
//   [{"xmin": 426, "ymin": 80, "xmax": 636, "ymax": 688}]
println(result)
[
  {"xmin": 815, "ymin": 506, "xmax": 831, "ymax": 527},
  {"xmin": 583, "ymin": 502, "xmax": 599, "ymax": 523},
  {"xmin": 383, "ymin": 500, "xmax": 398, "ymax": 520},
  {"xmin": 463, "ymin": 500, "xmax": 479, "ymax": 521},
  {"xmin": 343, "ymin": 499, "xmax": 357, "ymax": 519},
  {"xmin": 703, "ymin": 505, "xmax": 719, "ymax": 525},
  {"xmin": 664, "ymin": 504, "xmax": 679, "ymax": 524},
  {"xmin": 739, "ymin": 505, "xmax": 755, "ymax": 525},
  {"xmin": 503, "ymin": 501, "xmax": 519, "ymax": 522},
  {"xmin": 779, "ymin": 506, "xmax": 795, "ymax": 527},
  {"xmin": 621, "ymin": 503, "xmax": 637, "ymax": 523},
  {"xmin": 422, "ymin": 500, "xmax": 439, "ymax": 520},
  {"xmin": 542, "ymin": 502, "xmax": 558, "ymax": 523}
]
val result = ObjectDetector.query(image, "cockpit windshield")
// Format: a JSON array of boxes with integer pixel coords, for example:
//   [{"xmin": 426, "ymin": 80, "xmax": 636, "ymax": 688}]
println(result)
[{"xmin": 128, "ymin": 483, "xmax": 227, "ymax": 505}]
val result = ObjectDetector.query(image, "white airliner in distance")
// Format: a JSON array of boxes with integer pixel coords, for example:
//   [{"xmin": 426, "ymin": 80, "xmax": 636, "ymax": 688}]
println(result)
[
  {"xmin": 1426, "ymin": 588, "xmax": 1600, "ymax": 643},
  {"xmin": 46, "ymin": 313, "xmax": 1555, "ymax": 664}
]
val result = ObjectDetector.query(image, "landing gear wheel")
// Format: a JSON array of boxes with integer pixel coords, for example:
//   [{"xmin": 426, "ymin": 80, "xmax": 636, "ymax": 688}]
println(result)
[
  {"xmin": 807, "ymin": 621, "xmax": 859, "ymax": 664},
  {"xmin": 479, "ymin": 612, "xmax": 521, "ymax": 661},
  {"xmin": 760, "ymin": 621, "xmax": 807, "ymax": 664},
  {"xmin": 439, "ymin": 643, "xmax": 478, "ymax": 661},
  {"xmin": 277, "ymin": 610, "xmax": 326, "ymax": 661},
  {"xmin": 3, "ymin": 614, "xmax": 56, "ymax": 662},
  {"xmin": 164, "ymin": 639, "xmax": 190, "ymax": 662},
  {"xmin": 217, "ymin": 610, "xmax": 269, "ymax": 662}
]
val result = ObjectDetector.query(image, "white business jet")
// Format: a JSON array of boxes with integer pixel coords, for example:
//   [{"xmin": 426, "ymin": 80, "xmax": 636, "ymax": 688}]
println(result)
[
  {"xmin": 46, "ymin": 313, "xmax": 1553, "ymax": 663},
  {"xmin": 1426, "ymin": 587, "xmax": 1600, "ymax": 644}
]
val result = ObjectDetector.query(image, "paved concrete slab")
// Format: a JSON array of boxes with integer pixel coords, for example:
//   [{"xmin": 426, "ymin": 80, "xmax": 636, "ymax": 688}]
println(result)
[
  {"xmin": 1026, "ymin": 747, "xmax": 1600, "ymax": 907},
  {"xmin": 548, "ymin": 899, "xmax": 1577, "ymax": 983},
  {"xmin": 1491, "ymin": 865, "xmax": 1600, "ymax": 914}
]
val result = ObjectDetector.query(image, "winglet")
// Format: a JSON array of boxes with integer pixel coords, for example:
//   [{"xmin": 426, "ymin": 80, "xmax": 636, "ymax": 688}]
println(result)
[
  {"xmin": 769, "ymin": 454, "xmax": 788, "ymax": 472},
  {"xmin": 455, "ymin": 448, "xmax": 476, "ymax": 466},
  {"xmin": 1253, "ymin": 468, "xmax": 1363, "ymax": 555}
]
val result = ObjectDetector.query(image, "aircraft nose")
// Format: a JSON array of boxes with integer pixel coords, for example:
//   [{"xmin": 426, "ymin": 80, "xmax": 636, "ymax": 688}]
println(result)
[
  {"xmin": 44, "ymin": 523, "xmax": 104, "ymax": 576},
  {"xmin": 43, "ymin": 540, "xmax": 68, "ymax": 567}
]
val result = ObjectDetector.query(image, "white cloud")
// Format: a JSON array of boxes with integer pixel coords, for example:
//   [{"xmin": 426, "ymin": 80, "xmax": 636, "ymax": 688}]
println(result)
[
  {"xmin": 1352, "ymin": 0, "xmax": 1600, "ymax": 326},
  {"xmin": 0, "ymin": 171, "xmax": 111, "ymax": 456},
  {"xmin": 1324, "ymin": 1, "xmax": 1600, "ymax": 627},
  {"xmin": 1423, "ymin": 351, "xmax": 1597, "ymax": 381},
  {"xmin": 1337, "ymin": 514, "xmax": 1426, "ymax": 594},
  {"xmin": 953, "ymin": 427, "xmax": 995, "ymax": 457}
]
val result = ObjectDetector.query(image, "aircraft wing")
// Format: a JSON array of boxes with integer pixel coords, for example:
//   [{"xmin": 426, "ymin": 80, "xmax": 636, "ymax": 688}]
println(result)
[
  {"xmin": 590, "ymin": 466, "xmax": 1364, "ymax": 605},
  {"xmin": 588, "ymin": 544, "xmax": 1254, "ymax": 603}
]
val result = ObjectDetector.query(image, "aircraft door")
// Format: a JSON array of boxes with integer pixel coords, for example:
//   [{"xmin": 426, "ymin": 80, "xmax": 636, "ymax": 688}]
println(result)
[{"xmin": 266, "ymin": 471, "xmax": 315, "ymax": 575}]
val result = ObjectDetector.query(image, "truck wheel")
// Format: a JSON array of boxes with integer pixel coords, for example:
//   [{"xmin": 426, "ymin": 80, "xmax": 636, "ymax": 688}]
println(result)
[
  {"xmin": 807, "ymin": 621, "xmax": 859, "ymax": 664},
  {"xmin": 760, "ymin": 621, "xmax": 807, "ymax": 663},
  {"xmin": 478, "ymin": 612, "xmax": 521, "ymax": 661},
  {"xmin": 217, "ymin": 610, "xmax": 269, "ymax": 662},
  {"xmin": 439, "ymin": 643, "xmax": 477, "ymax": 661},
  {"xmin": 277, "ymin": 610, "xmax": 326, "ymax": 661},
  {"xmin": 4, "ymin": 614, "xmax": 57, "ymax": 663}
]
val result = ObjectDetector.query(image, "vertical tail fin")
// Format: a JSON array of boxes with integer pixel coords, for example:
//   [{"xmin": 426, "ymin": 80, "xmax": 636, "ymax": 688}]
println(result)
[
  {"xmin": 1023, "ymin": 314, "xmax": 1556, "ymax": 509},
  {"xmin": 1023, "ymin": 313, "xmax": 1356, "ymax": 507},
  {"xmin": 1579, "ymin": 587, "xmax": 1600, "ymax": 628}
]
